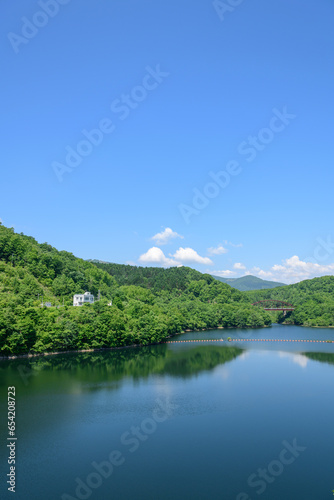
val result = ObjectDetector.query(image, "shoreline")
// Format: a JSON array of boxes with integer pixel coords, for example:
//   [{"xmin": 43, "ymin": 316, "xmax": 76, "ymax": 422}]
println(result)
[
  {"xmin": 1, "ymin": 323, "xmax": 333, "ymax": 361},
  {"xmin": 0, "ymin": 342, "xmax": 152, "ymax": 361},
  {"xmin": 0, "ymin": 325, "xmax": 264, "ymax": 360}
]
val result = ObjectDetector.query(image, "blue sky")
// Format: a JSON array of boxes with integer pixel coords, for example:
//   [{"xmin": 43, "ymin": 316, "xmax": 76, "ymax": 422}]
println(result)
[{"xmin": 1, "ymin": 0, "xmax": 334, "ymax": 284}]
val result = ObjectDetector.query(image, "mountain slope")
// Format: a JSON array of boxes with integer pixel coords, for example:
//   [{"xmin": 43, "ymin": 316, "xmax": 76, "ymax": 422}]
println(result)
[
  {"xmin": 213, "ymin": 274, "xmax": 286, "ymax": 291},
  {"xmin": 1, "ymin": 223, "xmax": 333, "ymax": 357},
  {"xmin": 89, "ymin": 260, "xmax": 216, "ymax": 292},
  {"xmin": 246, "ymin": 276, "xmax": 334, "ymax": 326},
  {"xmin": 0, "ymin": 224, "xmax": 271, "ymax": 355}
]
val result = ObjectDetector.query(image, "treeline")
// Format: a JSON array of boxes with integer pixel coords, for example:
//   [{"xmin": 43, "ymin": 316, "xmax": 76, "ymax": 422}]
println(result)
[
  {"xmin": 0, "ymin": 224, "xmax": 271, "ymax": 355},
  {"xmin": 246, "ymin": 276, "xmax": 334, "ymax": 327},
  {"xmin": 0, "ymin": 227, "xmax": 117, "ymax": 304},
  {"xmin": 89, "ymin": 261, "xmax": 210, "ymax": 292},
  {"xmin": 2, "ymin": 223, "xmax": 333, "ymax": 356}
]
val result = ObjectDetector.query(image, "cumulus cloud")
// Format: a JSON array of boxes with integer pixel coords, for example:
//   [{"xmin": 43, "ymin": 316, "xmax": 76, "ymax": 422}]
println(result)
[
  {"xmin": 210, "ymin": 269, "xmax": 236, "ymax": 277},
  {"xmin": 151, "ymin": 227, "xmax": 184, "ymax": 246},
  {"xmin": 273, "ymin": 256, "xmax": 334, "ymax": 282},
  {"xmin": 249, "ymin": 267, "xmax": 275, "ymax": 279},
  {"xmin": 250, "ymin": 255, "xmax": 334, "ymax": 283},
  {"xmin": 207, "ymin": 245, "xmax": 228, "ymax": 255},
  {"xmin": 138, "ymin": 247, "xmax": 178, "ymax": 267},
  {"xmin": 172, "ymin": 247, "xmax": 213, "ymax": 266},
  {"xmin": 138, "ymin": 247, "xmax": 334, "ymax": 284},
  {"xmin": 207, "ymin": 253, "xmax": 334, "ymax": 284},
  {"xmin": 139, "ymin": 246, "xmax": 213, "ymax": 267},
  {"xmin": 233, "ymin": 262, "xmax": 246, "ymax": 270}
]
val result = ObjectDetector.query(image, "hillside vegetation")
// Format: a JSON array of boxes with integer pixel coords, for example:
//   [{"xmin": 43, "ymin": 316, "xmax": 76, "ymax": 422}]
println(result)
[
  {"xmin": 246, "ymin": 277, "xmax": 334, "ymax": 327},
  {"xmin": 213, "ymin": 274, "xmax": 286, "ymax": 291},
  {"xmin": 0, "ymin": 224, "xmax": 271, "ymax": 355},
  {"xmin": 1, "ymin": 223, "xmax": 333, "ymax": 356},
  {"xmin": 88, "ymin": 261, "xmax": 206, "ymax": 292},
  {"xmin": 87, "ymin": 261, "xmax": 334, "ymax": 328}
]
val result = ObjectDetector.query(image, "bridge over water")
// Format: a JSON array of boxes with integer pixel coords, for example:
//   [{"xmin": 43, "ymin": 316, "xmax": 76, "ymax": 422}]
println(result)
[{"xmin": 252, "ymin": 300, "xmax": 295, "ymax": 315}]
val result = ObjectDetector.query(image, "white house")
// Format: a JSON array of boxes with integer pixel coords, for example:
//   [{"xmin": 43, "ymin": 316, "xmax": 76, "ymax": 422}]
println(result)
[{"xmin": 73, "ymin": 292, "xmax": 95, "ymax": 307}]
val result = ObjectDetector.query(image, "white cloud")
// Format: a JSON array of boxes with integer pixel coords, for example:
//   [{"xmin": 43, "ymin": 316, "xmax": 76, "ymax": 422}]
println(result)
[
  {"xmin": 138, "ymin": 246, "xmax": 213, "ymax": 267},
  {"xmin": 210, "ymin": 269, "xmax": 236, "ymax": 277},
  {"xmin": 138, "ymin": 247, "xmax": 178, "ymax": 267},
  {"xmin": 172, "ymin": 247, "xmax": 213, "ymax": 266},
  {"xmin": 249, "ymin": 267, "xmax": 274, "ymax": 279},
  {"xmin": 233, "ymin": 262, "xmax": 246, "ymax": 270},
  {"xmin": 151, "ymin": 227, "xmax": 184, "ymax": 246},
  {"xmin": 207, "ymin": 245, "xmax": 228, "ymax": 255},
  {"xmin": 138, "ymin": 247, "xmax": 334, "ymax": 284},
  {"xmin": 250, "ymin": 255, "xmax": 334, "ymax": 284}
]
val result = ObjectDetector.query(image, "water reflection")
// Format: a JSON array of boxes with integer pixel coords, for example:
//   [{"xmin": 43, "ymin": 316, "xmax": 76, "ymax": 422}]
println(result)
[
  {"xmin": 303, "ymin": 351, "xmax": 334, "ymax": 366},
  {"xmin": 1, "ymin": 331, "xmax": 334, "ymax": 500},
  {"xmin": 0, "ymin": 345, "xmax": 243, "ymax": 394}
]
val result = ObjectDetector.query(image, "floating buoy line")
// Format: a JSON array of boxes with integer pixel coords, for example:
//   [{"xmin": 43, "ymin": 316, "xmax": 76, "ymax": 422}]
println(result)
[{"xmin": 164, "ymin": 339, "xmax": 333, "ymax": 344}]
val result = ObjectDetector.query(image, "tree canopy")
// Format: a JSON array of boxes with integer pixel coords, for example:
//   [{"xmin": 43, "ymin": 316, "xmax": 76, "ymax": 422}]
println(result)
[{"xmin": 1, "ymin": 223, "xmax": 333, "ymax": 356}]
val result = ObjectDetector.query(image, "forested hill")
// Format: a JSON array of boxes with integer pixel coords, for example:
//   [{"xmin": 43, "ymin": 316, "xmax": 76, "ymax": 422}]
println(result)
[
  {"xmin": 1, "ymin": 223, "xmax": 333, "ymax": 357},
  {"xmin": 0, "ymin": 224, "xmax": 271, "ymax": 356},
  {"xmin": 89, "ymin": 262, "xmax": 286, "ymax": 292},
  {"xmin": 246, "ymin": 276, "xmax": 334, "ymax": 327},
  {"xmin": 88, "ymin": 261, "xmax": 334, "ymax": 327},
  {"xmin": 213, "ymin": 274, "xmax": 286, "ymax": 291},
  {"xmin": 88, "ymin": 261, "xmax": 212, "ymax": 292}
]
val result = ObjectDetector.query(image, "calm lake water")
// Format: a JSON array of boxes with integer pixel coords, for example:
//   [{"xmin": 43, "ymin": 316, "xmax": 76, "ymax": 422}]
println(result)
[{"xmin": 1, "ymin": 324, "xmax": 334, "ymax": 500}]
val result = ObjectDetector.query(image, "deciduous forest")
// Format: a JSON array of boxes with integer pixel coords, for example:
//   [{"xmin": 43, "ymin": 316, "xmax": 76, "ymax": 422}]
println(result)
[{"xmin": 0, "ymin": 224, "xmax": 333, "ymax": 356}]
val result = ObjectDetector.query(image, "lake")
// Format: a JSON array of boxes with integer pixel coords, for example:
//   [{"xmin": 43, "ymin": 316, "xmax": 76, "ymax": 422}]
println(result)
[{"xmin": 1, "ymin": 324, "xmax": 334, "ymax": 500}]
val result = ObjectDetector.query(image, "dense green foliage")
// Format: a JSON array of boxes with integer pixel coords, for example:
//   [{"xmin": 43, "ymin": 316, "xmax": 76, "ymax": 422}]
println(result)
[
  {"xmin": 0, "ymin": 224, "xmax": 271, "ymax": 356},
  {"xmin": 213, "ymin": 274, "xmax": 286, "ymax": 291},
  {"xmin": 89, "ymin": 261, "xmax": 211, "ymax": 292},
  {"xmin": 2, "ymin": 223, "xmax": 333, "ymax": 356},
  {"xmin": 246, "ymin": 276, "xmax": 334, "ymax": 326}
]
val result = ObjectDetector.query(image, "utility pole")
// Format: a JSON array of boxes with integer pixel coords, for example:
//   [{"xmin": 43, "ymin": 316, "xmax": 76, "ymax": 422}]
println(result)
[{"xmin": 98, "ymin": 290, "xmax": 101, "ymax": 301}]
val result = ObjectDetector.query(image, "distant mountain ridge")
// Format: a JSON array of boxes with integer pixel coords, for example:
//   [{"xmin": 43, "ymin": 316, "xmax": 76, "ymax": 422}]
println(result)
[
  {"xmin": 0, "ymin": 222, "xmax": 333, "ymax": 357},
  {"xmin": 212, "ymin": 274, "xmax": 286, "ymax": 291}
]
